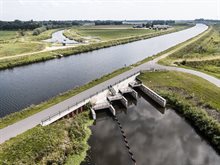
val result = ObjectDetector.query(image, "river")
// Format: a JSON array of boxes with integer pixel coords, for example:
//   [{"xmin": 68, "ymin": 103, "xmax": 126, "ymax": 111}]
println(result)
[
  {"xmin": 81, "ymin": 91, "xmax": 220, "ymax": 165},
  {"xmin": 0, "ymin": 24, "xmax": 207, "ymax": 117}
]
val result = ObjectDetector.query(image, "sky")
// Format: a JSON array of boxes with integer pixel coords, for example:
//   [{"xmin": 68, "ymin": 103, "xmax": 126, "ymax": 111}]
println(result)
[{"xmin": 0, "ymin": 0, "xmax": 220, "ymax": 21}]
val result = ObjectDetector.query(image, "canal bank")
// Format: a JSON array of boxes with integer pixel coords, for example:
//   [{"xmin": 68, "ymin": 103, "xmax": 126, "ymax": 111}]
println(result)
[{"xmin": 0, "ymin": 24, "xmax": 207, "ymax": 118}]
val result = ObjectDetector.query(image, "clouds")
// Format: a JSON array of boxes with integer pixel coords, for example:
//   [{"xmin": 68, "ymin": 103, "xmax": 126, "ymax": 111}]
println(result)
[{"xmin": 1, "ymin": 0, "xmax": 219, "ymax": 21}]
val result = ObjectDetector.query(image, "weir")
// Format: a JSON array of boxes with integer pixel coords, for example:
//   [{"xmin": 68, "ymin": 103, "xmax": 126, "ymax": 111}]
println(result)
[
  {"xmin": 107, "ymin": 94, "xmax": 128, "ymax": 108},
  {"xmin": 40, "ymin": 71, "xmax": 166, "ymax": 126}
]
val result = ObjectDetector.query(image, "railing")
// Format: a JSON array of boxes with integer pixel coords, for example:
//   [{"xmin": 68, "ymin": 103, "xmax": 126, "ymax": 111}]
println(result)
[{"xmin": 41, "ymin": 71, "xmax": 141, "ymax": 125}]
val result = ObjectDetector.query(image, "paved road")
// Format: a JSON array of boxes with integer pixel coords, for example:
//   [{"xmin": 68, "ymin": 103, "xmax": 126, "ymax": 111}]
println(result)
[{"xmin": 1, "ymin": 25, "xmax": 219, "ymax": 144}]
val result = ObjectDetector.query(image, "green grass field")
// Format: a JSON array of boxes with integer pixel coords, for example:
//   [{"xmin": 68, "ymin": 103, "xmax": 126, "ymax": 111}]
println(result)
[
  {"xmin": 160, "ymin": 25, "xmax": 220, "ymax": 78},
  {"xmin": 71, "ymin": 28, "xmax": 154, "ymax": 41},
  {"xmin": 139, "ymin": 71, "xmax": 220, "ymax": 111},
  {"xmin": 0, "ymin": 111, "xmax": 93, "ymax": 165},
  {"xmin": 138, "ymin": 71, "xmax": 220, "ymax": 152},
  {"xmin": 0, "ymin": 42, "xmax": 45, "ymax": 58},
  {"xmin": 0, "ymin": 29, "xmax": 58, "ymax": 58},
  {"xmin": 64, "ymin": 25, "xmax": 185, "ymax": 42},
  {"xmin": 0, "ymin": 31, "xmax": 18, "ymax": 41}
]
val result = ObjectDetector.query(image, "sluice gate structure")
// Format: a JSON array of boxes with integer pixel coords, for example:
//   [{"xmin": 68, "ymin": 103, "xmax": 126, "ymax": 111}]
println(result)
[{"xmin": 41, "ymin": 71, "xmax": 166, "ymax": 125}]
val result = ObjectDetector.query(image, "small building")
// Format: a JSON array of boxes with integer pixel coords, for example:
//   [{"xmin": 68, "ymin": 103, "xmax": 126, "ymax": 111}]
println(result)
[
  {"xmin": 133, "ymin": 24, "xmax": 144, "ymax": 28},
  {"xmin": 83, "ymin": 22, "xmax": 95, "ymax": 26},
  {"xmin": 152, "ymin": 25, "xmax": 171, "ymax": 30}
]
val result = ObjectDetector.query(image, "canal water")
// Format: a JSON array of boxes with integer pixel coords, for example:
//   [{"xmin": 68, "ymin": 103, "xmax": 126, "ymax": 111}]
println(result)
[
  {"xmin": 44, "ymin": 30, "xmax": 78, "ymax": 44},
  {"xmin": 81, "ymin": 91, "xmax": 220, "ymax": 165},
  {"xmin": 0, "ymin": 24, "xmax": 207, "ymax": 117}
]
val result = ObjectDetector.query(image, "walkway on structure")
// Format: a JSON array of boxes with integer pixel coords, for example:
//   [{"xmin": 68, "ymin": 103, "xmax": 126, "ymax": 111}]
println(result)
[{"xmin": 1, "ymin": 26, "xmax": 220, "ymax": 144}]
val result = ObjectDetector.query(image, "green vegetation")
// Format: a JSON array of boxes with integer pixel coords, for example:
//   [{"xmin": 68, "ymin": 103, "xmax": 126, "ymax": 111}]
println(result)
[
  {"xmin": 64, "ymin": 25, "xmax": 187, "ymax": 42},
  {"xmin": 0, "ymin": 29, "xmax": 56, "ymax": 58},
  {"xmin": 160, "ymin": 25, "xmax": 220, "ymax": 78},
  {"xmin": 139, "ymin": 71, "xmax": 220, "ymax": 152},
  {"xmin": 181, "ymin": 59, "xmax": 220, "ymax": 79},
  {"xmin": 0, "ymin": 42, "xmax": 45, "ymax": 58},
  {"xmin": 0, "ymin": 67, "xmax": 129, "ymax": 129},
  {"xmin": 28, "ymin": 28, "xmax": 60, "ymax": 41},
  {"xmin": 0, "ymin": 25, "xmax": 189, "ymax": 70},
  {"xmin": 0, "ymin": 31, "xmax": 18, "ymax": 41},
  {"xmin": 32, "ymin": 26, "xmax": 48, "ymax": 35},
  {"xmin": 0, "ymin": 111, "xmax": 93, "ymax": 165},
  {"xmin": 64, "ymin": 27, "xmax": 154, "ymax": 42}
]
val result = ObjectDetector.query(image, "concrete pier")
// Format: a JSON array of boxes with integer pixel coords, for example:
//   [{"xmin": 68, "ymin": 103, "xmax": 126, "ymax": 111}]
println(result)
[
  {"xmin": 91, "ymin": 102, "xmax": 116, "ymax": 120},
  {"xmin": 139, "ymin": 84, "xmax": 166, "ymax": 107},
  {"xmin": 119, "ymin": 87, "xmax": 138, "ymax": 99},
  {"xmin": 107, "ymin": 94, "xmax": 128, "ymax": 108}
]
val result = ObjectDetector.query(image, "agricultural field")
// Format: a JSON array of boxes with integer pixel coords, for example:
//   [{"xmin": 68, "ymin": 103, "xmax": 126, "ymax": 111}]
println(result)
[
  {"xmin": 0, "ymin": 29, "xmax": 58, "ymax": 58},
  {"xmin": 138, "ymin": 71, "xmax": 220, "ymax": 152},
  {"xmin": 160, "ymin": 25, "xmax": 220, "ymax": 78},
  {"xmin": 63, "ymin": 25, "xmax": 182, "ymax": 42}
]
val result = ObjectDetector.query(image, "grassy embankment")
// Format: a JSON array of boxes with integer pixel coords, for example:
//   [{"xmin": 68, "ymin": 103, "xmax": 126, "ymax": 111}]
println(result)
[
  {"xmin": 138, "ymin": 71, "xmax": 220, "ymax": 152},
  {"xmin": 0, "ymin": 111, "xmax": 93, "ymax": 165},
  {"xmin": 0, "ymin": 25, "xmax": 189, "ymax": 70},
  {"xmin": 0, "ymin": 29, "xmax": 59, "ymax": 58},
  {"xmin": 159, "ymin": 25, "xmax": 220, "ymax": 78}
]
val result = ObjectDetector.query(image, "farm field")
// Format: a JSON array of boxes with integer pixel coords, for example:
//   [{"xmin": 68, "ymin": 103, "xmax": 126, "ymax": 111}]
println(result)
[
  {"xmin": 0, "ymin": 29, "xmax": 59, "ymax": 58},
  {"xmin": 63, "ymin": 25, "xmax": 185, "ymax": 42}
]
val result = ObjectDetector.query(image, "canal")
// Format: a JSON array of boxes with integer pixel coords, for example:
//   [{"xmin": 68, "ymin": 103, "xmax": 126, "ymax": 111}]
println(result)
[
  {"xmin": 81, "ymin": 91, "xmax": 220, "ymax": 165},
  {"xmin": 0, "ymin": 24, "xmax": 207, "ymax": 117}
]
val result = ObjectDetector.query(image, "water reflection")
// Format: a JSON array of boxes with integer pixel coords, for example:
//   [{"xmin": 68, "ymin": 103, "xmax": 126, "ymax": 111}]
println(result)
[{"xmin": 82, "ymin": 92, "xmax": 220, "ymax": 165}]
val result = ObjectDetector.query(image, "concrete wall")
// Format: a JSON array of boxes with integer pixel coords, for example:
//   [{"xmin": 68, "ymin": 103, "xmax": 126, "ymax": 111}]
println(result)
[
  {"xmin": 90, "ymin": 89, "xmax": 110, "ymax": 105},
  {"xmin": 41, "ymin": 98, "xmax": 90, "ymax": 126},
  {"xmin": 112, "ymin": 73, "xmax": 140, "ymax": 93},
  {"xmin": 139, "ymin": 84, "xmax": 166, "ymax": 107}
]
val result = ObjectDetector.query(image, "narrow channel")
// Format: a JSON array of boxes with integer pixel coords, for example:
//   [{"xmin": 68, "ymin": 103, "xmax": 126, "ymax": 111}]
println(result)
[
  {"xmin": 81, "ymin": 91, "xmax": 220, "ymax": 165},
  {"xmin": 0, "ymin": 24, "xmax": 207, "ymax": 117}
]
